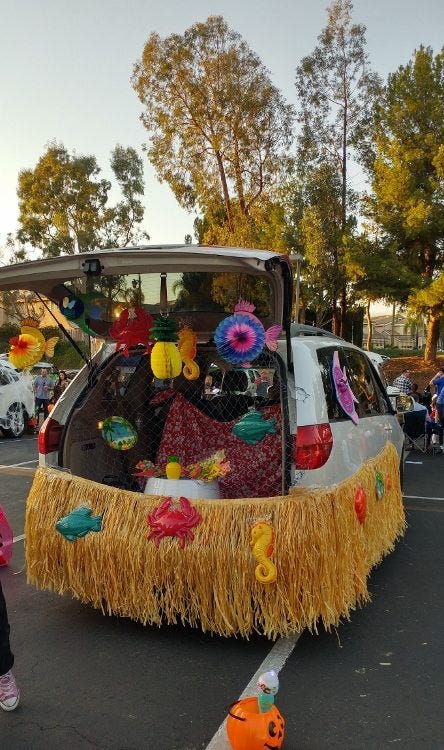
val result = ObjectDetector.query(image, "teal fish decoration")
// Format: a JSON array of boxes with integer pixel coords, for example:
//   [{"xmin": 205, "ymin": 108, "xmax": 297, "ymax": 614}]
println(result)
[
  {"xmin": 232, "ymin": 410, "xmax": 276, "ymax": 445},
  {"xmin": 56, "ymin": 505, "xmax": 103, "ymax": 542}
]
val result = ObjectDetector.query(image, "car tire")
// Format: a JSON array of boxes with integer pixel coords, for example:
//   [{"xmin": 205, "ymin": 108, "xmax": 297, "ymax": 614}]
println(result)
[{"xmin": 2, "ymin": 403, "xmax": 27, "ymax": 438}]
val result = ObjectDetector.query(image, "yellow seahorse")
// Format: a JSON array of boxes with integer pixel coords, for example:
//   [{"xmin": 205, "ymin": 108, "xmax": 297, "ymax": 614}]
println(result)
[
  {"xmin": 178, "ymin": 326, "xmax": 200, "ymax": 381},
  {"xmin": 250, "ymin": 521, "xmax": 277, "ymax": 584}
]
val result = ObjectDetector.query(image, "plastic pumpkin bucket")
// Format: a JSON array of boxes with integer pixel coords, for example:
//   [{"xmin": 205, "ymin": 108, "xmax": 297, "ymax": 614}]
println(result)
[{"xmin": 226, "ymin": 696, "xmax": 285, "ymax": 750}]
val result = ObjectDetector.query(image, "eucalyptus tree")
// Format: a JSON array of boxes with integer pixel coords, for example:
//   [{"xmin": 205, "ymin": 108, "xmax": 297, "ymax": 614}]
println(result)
[
  {"xmin": 132, "ymin": 15, "xmax": 294, "ymax": 246},
  {"xmin": 295, "ymin": 0, "xmax": 381, "ymax": 334}
]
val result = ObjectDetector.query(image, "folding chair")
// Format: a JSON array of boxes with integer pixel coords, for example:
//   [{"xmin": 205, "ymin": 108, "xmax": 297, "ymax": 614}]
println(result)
[{"xmin": 403, "ymin": 409, "xmax": 427, "ymax": 453}]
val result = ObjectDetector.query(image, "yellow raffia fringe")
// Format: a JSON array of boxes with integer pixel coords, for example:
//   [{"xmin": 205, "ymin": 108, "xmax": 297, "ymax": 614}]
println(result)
[{"xmin": 25, "ymin": 442, "xmax": 405, "ymax": 638}]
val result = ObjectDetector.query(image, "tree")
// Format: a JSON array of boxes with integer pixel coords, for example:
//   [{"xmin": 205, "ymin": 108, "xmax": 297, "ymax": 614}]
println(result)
[
  {"xmin": 17, "ymin": 143, "xmax": 149, "ymax": 257},
  {"xmin": 295, "ymin": 0, "xmax": 381, "ymax": 334},
  {"xmin": 368, "ymin": 46, "xmax": 444, "ymax": 362},
  {"xmin": 345, "ymin": 231, "xmax": 417, "ymax": 349},
  {"xmin": 132, "ymin": 15, "xmax": 294, "ymax": 245}
]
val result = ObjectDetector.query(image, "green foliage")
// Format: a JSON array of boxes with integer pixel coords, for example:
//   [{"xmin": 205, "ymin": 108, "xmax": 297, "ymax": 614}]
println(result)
[
  {"xmin": 132, "ymin": 16, "xmax": 294, "ymax": 240},
  {"xmin": 294, "ymin": 0, "xmax": 381, "ymax": 332},
  {"xmin": 370, "ymin": 47, "xmax": 444, "ymax": 276},
  {"xmin": 16, "ymin": 142, "xmax": 148, "ymax": 257}
]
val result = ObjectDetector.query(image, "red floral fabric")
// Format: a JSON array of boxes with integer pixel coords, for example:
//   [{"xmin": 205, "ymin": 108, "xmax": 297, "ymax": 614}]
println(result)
[{"xmin": 156, "ymin": 393, "xmax": 283, "ymax": 498}]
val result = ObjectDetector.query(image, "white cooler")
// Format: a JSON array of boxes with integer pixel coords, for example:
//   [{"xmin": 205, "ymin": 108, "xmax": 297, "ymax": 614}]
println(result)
[{"xmin": 144, "ymin": 477, "xmax": 221, "ymax": 499}]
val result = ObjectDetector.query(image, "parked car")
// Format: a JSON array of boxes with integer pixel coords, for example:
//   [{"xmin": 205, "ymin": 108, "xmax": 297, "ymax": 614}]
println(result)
[
  {"xmin": 0, "ymin": 359, "xmax": 35, "ymax": 438},
  {"xmin": 0, "ymin": 246, "xmax": 404, "ymax": 490}
]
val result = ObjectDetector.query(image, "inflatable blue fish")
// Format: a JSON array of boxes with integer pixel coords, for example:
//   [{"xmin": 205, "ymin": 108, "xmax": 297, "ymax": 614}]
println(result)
[{"xmin": 56, "ymin": 505, "xmax": 102, "ymax": 542}]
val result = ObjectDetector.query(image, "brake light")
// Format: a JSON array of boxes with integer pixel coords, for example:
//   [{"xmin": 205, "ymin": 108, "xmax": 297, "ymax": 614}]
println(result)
[
  {"xmin": 293, "ymin": 423, "xmax": 333, "ymax": 470},
  {"xmin": 38, "ymin": 417, "xmax": 63, "ymax": 455}
]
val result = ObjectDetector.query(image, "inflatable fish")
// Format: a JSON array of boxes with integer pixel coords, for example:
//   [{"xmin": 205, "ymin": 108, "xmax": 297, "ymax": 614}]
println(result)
[
  {"xmin": 56, "ymin": 506, "xmax": 103, "ymax": 542},
  {"xmin": 332, "ymin": 350, "xmax": 359, "ymax": 425},
  {"xmin": 232, "ymin": 410, "xmax": 276, "ymax": 445}
]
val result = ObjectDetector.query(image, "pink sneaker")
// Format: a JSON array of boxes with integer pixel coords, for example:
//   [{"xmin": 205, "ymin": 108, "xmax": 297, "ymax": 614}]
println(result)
[{"xmin": 0, "ymin": 670, "xmax": 20, "ymax": 711}]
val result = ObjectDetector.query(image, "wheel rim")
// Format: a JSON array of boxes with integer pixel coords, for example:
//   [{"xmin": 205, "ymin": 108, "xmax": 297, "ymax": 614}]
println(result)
[{"xmin": 6, "ymin": 404, "xmax": 25, "ymax": 436}]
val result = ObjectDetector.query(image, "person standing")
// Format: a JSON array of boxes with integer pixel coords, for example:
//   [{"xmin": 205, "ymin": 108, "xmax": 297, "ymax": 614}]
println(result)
[
  {"xmin": 33, "ymin": 367, "xmax": 53, "ymax": 421},
  {"xmin": 430, "ymin": 368, "xmax": 444, "ymax": 399},
  {"xmin": 53, "ymin": 370, "xmax": 69, "ymax": 401},
  {"xmin": 0, "ymin": 582, "xmax": 19, "ymax": 711},
  {"xmin": 392, "ymin": 368, "xmax": 414, "ymax": 394}
]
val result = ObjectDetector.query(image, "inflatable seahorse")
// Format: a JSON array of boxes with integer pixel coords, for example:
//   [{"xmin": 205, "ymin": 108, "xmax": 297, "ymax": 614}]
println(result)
[
  {"xmin": 250, "ymin": 521, "xmax": 277, "ymax": 584},
  {"xmin": 178, "ymin": 326, "xmax": 200, "ymax": 381}
]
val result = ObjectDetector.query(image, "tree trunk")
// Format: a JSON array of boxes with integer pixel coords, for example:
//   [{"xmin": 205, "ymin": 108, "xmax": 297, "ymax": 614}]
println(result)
[
  {"xmin": 390, "ymin": 302, "xmax": 396, "ymax": 347},
  {"xmin": 339, "ymin": 81, "xmax": 348, "ymax": 338},
  {"xmin": 424, "ymin": 311, "xmax": 440, "ymax": 364},
  {"xmin": 365, "ymin": 299, "xmax": 373, "ymax": 351}
]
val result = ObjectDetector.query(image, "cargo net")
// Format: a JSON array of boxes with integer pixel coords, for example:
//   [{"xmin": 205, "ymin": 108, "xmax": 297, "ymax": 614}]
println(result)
[{"xmin": 61, "ymin": 345, "xmax": 291, "ymax": 499}]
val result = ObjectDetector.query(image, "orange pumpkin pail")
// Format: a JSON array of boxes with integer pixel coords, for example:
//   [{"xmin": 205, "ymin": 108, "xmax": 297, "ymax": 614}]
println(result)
[{"xmin": 226, "ymin": 696, "xmax": 285, "ymax": 750}]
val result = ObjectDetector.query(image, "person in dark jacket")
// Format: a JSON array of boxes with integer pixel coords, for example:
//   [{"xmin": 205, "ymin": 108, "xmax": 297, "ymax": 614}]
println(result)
[{"xmin": 0, "ymin": 581, "xmax": 19, "ymax": 710}]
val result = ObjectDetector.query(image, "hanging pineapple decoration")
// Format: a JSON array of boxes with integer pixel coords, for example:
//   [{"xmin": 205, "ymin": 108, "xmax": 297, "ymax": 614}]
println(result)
[{"xmin": 150, "ymin": 316, "xmax": 182, "ymax": 380}]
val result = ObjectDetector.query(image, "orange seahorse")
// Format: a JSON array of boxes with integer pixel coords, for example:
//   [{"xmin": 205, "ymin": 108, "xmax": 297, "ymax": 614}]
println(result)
[
  {"xmin": 178, "ymin": 326, "xmax": 200, "ymax": 381},
  {"xmin": 250, "ymin": 521, "xmax": 277, "ymax": 584}
]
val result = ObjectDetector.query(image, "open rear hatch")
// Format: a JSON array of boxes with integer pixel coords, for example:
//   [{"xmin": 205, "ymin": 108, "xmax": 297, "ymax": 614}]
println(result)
[
  {"xmin": 0, "ymin": 245, "xmax": 292, "ymax": 350},
  {"xmin": 1, "ymin": 246, "xmax": 294, "ymax": 497}
]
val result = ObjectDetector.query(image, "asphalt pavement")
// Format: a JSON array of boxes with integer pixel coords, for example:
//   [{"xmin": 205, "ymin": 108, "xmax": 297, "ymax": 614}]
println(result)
[{"xmin": 0, "ymin": 436, "xmax": 442, "ymax": 749}]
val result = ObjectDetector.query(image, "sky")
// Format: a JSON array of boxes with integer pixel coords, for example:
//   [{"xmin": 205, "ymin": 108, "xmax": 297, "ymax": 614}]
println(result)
[{"xmin": 1, "ymin": 0, "xmax": 443, "ymax": 258}]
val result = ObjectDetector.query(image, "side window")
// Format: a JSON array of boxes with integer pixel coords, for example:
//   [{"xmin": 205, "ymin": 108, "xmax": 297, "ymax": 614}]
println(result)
[
  {"xmin": 317, "ymin": 347, "xmax": 388, "ymax": 421},
  {"xmin": 0, "ymin": 370, "xmax": 9, "ymax": 387},
  {"xmin": 342, "ymin": 349, "xmax": 386, "ymax": 417}
]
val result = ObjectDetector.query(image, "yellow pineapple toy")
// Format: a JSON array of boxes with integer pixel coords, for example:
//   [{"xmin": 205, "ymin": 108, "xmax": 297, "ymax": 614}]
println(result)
[{"xmin": 166, "ymin": 456, "xmax": 182, "ymax": 480}]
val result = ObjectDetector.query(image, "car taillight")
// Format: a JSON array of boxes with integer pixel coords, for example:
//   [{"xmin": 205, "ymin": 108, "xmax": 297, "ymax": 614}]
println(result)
[
  {"xmin": 293, "ymin": 423, "xmax": 333, "ymax": 470},
  {"xmin": 38, "ymin": 417, "xmax": 63, "ymax": 455}
]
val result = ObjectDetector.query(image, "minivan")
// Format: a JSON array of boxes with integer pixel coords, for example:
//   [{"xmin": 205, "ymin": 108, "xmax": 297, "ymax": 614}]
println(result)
[{"xmin": 0, "ymin": 245, "xmax": 404, "ymax": 494}]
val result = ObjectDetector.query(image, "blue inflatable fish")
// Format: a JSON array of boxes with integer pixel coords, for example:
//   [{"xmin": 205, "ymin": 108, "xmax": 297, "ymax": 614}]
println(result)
[{"xmin": 56, "ymin": 505, "xmax": 103, "ymax": 542}]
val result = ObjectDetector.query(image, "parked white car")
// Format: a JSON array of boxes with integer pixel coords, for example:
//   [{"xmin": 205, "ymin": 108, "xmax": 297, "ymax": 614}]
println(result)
[
  {"xmin": 0, "ymin": 359, "xmax": 35, "ymax": 438},
  {"xmin": 0, "ymin": 246, "xmax": 404, "ymax": 489}
]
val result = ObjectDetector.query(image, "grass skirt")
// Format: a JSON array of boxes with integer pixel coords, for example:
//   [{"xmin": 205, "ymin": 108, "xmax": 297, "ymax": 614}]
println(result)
[{"xmin": 25, "ymin": 442, "xmax": 405, "ymax": 638}]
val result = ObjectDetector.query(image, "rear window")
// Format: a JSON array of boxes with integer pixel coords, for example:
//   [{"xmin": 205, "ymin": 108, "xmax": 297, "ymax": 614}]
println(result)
[
  {"xmin": 61, "ymin": 271, "xmax": 272, "ymax": 323},
  {"xmin": 317, "ymin": 347, "xmax": 389, "ymax": 421}
]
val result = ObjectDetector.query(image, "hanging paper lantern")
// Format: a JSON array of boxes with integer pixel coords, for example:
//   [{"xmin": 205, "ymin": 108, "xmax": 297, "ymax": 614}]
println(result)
[
  {"xmin": 178, "ymin": 326, "xmax": 200, "ymax": 380},
  {"xmin": 354, "ymin": 485, "xmax": 367, "ymax": 524},
  {"xmin": 8, "ymin": 319, "xmax": 58, "ymax": 370},
  {"xmin": 101, "ymin": 416, "xmax": 138, "ymax": 451},
  {"xmin": 8, "ymin": 333, "xmax": 41, "ymax": 370},
  {"xmin": 214, "ymin": 313, "xmax": 265, "ymax": 366},
  {"xmin": 150, "ymin": 317, "xmax": 182, "ymax": 379},
  {"xmin": 0, "ymin": 507, "xmax": 13, "ymax": 566},
  {"xmin": 226, "ymin": 697, "xmax": 285, "ymax": 750}
]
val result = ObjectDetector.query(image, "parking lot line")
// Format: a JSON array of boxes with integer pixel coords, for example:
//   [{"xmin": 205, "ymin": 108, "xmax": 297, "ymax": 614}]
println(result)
[
  {"xmin": 205, "ymin": 633, "xmax": 300, "ymax": 749},
  {"xmin": 0, "ymin": 465, "xmax": 36, "ymax": 476},
  {"xmin": 13, "ymin": 534, "xmax": 25, "ymax": 543},
  {"xmin": 9, "ymin": 459, "xmax": 38, "ymax": 466}
]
